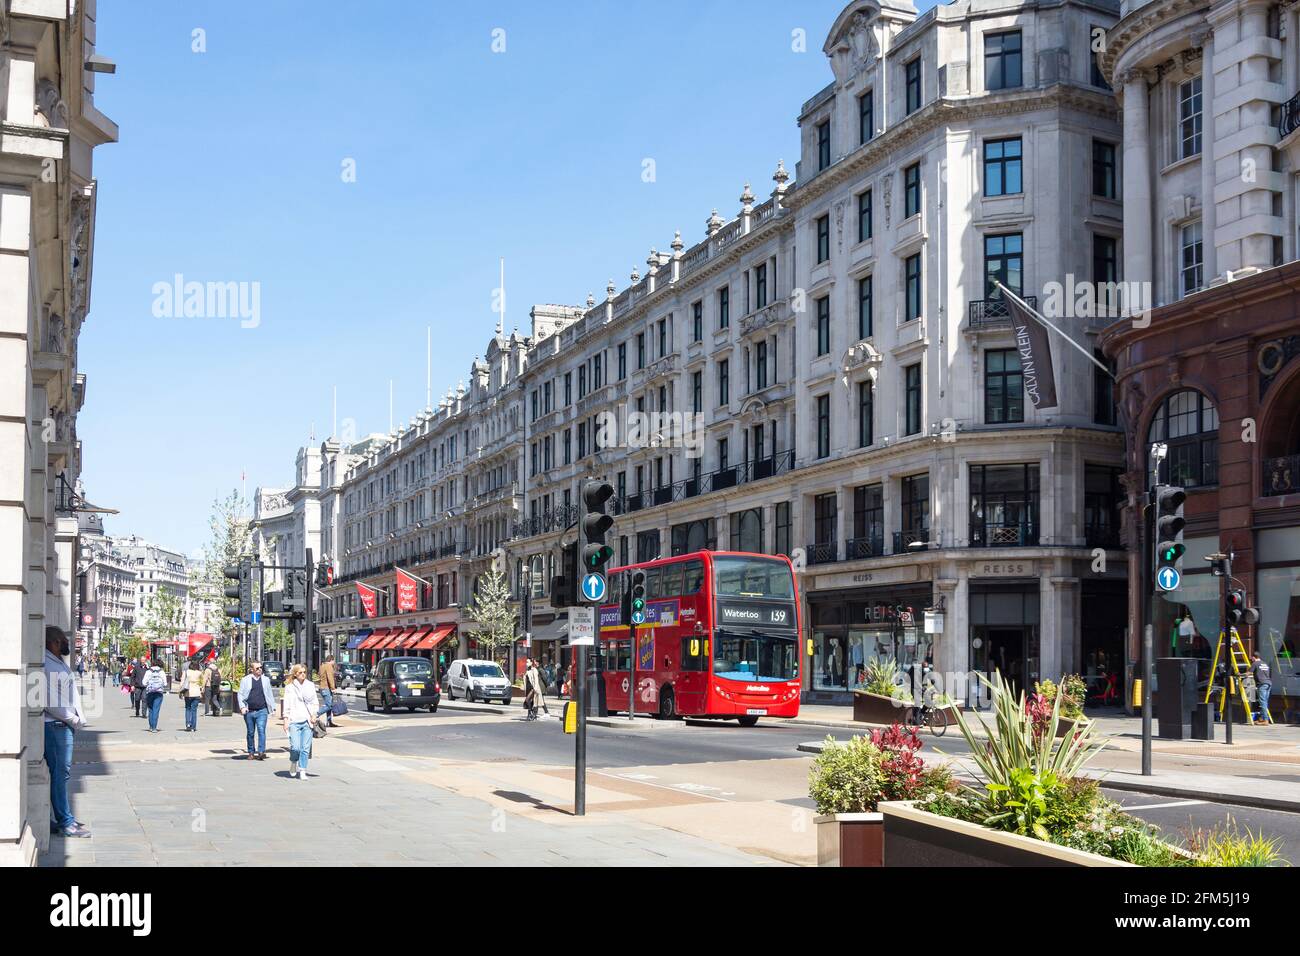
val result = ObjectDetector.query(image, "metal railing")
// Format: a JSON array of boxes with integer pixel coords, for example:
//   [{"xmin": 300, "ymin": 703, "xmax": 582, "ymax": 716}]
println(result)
[
  {"xmin": 893, "ymin": 529, "xmax": 930, "ymax": 553},
  {"xmin": 806, "ymin": 541, "xmax": 838, "ymax": 566},
  {"xmin": 846, "ymin": 535, "xmax": 885, "ymax": 560},
  {"xmin": 969, "ymin": 521, "xmax": 1037, "ymax": 547},
  {"xmin": 1281, "ymin": 90, "xmax": 1300, "ymax": 138},
  {"xmin": 1263, "ymin": 453, "xmax": 1300, "ymax": 496},
  {"xmin": 966, "ymin": 295, "xmax": 1037, "ymax": 331}
]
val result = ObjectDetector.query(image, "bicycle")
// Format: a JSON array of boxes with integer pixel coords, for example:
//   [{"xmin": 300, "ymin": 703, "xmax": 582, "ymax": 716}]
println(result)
[{"xmin": 904, "ymin": 692, "xmax": 948, "ymax": 737}]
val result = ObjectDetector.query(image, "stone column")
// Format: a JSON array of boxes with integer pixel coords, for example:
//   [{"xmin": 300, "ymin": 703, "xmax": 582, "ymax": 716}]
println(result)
[
  {"xmin": 1196, "ymin": 29, "xmax": 1218, "ymax": 284},
  {"xmin": 1120, "ymin": 70, "xmax": 1153, "ymax": 293}
]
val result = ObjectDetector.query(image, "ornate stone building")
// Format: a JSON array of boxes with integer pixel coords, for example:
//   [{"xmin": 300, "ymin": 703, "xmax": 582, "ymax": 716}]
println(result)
[{"xmin": 0, "ymin": 0, "xmax": 116, "ymax": 865}]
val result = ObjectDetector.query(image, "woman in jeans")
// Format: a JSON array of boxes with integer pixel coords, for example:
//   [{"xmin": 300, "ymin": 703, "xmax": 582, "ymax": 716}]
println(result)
[
  {"xmin": 281, "ymin": 664, "xmax": 320, "ymax": 780},
  {"xmin": 178, "ymin": 660, "xmax": 204, "ymax": 731},
  {"xmin": 143, "ymin": 660, "xmax": 167, "ymax": 732}
]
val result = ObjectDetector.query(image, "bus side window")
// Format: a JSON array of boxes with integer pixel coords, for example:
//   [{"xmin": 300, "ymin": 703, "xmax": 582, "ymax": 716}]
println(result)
[
  {"xmin": 644, "ymin": 568, "xmax": 662, "ymax": 601},
  {"xmin": 682, "ymin": 560, "xmax": 704, "ymax": 594},
  {"xmin": 661, "ymin": 564, "xmax": 683, "ymax": 599},
  {"xmin": 608, "ymin": 573, "xmax": 623, "ymax": 606},
  {"xmin": 680, "ymin": 637, "xmax": 705, "ymax": 672}
]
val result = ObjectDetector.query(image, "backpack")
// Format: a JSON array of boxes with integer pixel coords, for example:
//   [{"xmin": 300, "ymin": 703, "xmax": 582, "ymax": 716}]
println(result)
[{"xmin": 145, "ymin": 669, "xmax": 167, "ymax": 694}]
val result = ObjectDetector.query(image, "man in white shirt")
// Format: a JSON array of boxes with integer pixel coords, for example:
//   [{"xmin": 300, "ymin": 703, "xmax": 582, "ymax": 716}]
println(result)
[{"xmin": 43, "ymin": 626, "xmax": 90, "ymax": 838}]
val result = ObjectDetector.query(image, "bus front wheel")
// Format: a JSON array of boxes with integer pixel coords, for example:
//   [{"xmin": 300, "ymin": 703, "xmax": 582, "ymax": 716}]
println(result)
[
  {"xmin": 737, "ymin": 716, "xmax": 759, "ymax": 727},
  {"xmin": 658, "ymin": 687, "xmax": 676, "ymax": 720}
]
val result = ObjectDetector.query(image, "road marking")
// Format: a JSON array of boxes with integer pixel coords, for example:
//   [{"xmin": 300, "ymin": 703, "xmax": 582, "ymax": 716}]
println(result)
[
  {"xmin": 619, "ymin": 773, "xmax": 658, "ymax": 780},
  {"xmin": 1122, "ymin": 799, "xmax": 1206, "ymax": 811},
  {"xmin": 591, "ymin": 770, "xmax": 732, "ymax": 802}
]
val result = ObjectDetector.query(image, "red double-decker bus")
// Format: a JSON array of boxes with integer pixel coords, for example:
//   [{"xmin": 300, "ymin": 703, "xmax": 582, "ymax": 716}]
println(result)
[{"xmin": 595, "ymin": 550, "xmax": 801, "ymax": 725}]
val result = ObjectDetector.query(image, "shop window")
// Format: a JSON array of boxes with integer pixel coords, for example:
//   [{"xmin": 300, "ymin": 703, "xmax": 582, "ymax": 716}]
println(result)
[{"xmin": 970, "ymin": 463, "xmax": 1040, "ymax": 546}]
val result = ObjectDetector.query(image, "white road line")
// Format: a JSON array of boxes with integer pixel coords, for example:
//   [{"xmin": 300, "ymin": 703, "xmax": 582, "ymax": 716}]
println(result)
[
  {"xmin": 1122, "ymin": 799, "xmax": 1206, "ymax": 811},
  {"xmin": 591, "ymin": 769, "xmax": 732, "ymax": 802}
]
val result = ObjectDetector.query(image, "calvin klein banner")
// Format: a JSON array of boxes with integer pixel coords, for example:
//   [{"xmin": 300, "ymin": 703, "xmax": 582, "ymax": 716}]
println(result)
[{"xmin": 1004, "ymin": 289, "xmax": 1058, "ymax": 409}]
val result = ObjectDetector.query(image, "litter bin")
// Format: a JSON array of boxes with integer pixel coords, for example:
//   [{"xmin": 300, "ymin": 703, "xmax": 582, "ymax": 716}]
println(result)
[
  {"xmin": 1191, "ymin": 702, "xmax": 1214, "ymax": 740},
  {"xmin": 218, "ymin": 684, "xmax": 236, "ymax": 717}
]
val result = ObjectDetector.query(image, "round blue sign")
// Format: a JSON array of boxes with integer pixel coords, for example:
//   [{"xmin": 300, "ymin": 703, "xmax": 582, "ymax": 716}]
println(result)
[
  {"xmin": 631, "ymin": 610, "xmax": 646, "ymax": 626},
  {"xmin": 581, "ymin": 573, "xmax": 607, "ymax": 602},
  {"xmin": 1157, "ymin": 567, "xmax": 1181, "ymax": 592}
]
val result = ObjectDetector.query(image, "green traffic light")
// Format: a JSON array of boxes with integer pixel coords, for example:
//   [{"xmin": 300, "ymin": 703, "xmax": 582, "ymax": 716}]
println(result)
[{"xmin": 585, "ymin": 546, "xmax": 614, "ymax": 568}]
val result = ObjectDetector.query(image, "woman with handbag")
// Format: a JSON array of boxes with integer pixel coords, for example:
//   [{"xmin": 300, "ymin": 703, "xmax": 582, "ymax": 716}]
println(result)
[
  {"xmin": 282, "ymin": 664, "xmax": 321, "ymax": 780},
  {"xmin": 179, "ymin": 659, "xmax": 204, "ymax": 731}
]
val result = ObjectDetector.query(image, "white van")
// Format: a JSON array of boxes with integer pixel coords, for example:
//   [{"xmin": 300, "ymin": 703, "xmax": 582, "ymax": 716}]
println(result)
[{"xmin": 444, "ymin": 659, "xmax": 513, "ymax": 703}]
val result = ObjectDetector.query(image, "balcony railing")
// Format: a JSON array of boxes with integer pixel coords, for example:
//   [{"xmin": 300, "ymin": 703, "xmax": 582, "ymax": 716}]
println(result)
[
  {"xmin": 969, "ymin": 521, "xmax": 1038, "ymax": 548},
  {"xmin": 893, "ymin": 529, "xmax": 930, "ymax": 553},
  {"xmin": 846, "ymin": 535, "xmax": 885, "ymax": 560},
  {"xmin": 1281, "ymin": 90, "xmax": 1300, "ymax": 138},
  {"xmin": 806, "ymin": 541, "xmax": 838, "ymax": 566},
  {"xmin": 1263, "ymin": 453, "xmax": 1300, "ymax": 497},
  {"xmin": 966, "ymin": 295, "xmax": 1037, "ymax": 331}
]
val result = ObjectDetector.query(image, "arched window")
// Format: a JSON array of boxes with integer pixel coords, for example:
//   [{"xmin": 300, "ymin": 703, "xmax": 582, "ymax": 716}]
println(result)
[{"xmin": 1147, "ymin": 389, "xmax": 1218, "ymax": 487}]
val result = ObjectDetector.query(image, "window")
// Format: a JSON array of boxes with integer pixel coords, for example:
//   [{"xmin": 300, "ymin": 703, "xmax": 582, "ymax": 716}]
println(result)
[
  {"xmin": 983, "ymin": 137, "xmax": 1022, "ymax": 196},
  {"xmin": 1084, "ymin": 465, "xmax": 1122, "ymax": 546},
  {"xmin": 857, "ymin": 189, "xmax": 872, "ymax": 243},
  {"xmin": 904, "ymin": 163, "xmax": 921, "ymax": 217},
  {"xmin": 984, "ymin": 30, "xmax": 1022, "ymax": 91},
  {"xmin": 816, "ymin": 215, "xmax": 830, "ymax": 263},
  {"xmin": 593, "ymin": 353, "xmax": 602, "ymax": 388},
  {"xmin": 692, "ymin": 370, "xmax": 703, "ymax": 414},
  {"xmin": 901, "ymin": 474, "xmax": 930, "ymax": 533},
  {"xmin": 729, "ymin": 508, "xmax": 764, "ymax": 554},
  {"xmin": 817, "ymin": 119, "xmax": 831, "ymax": 171},
  {"xmin": 563, "ymin": 429, "xmax": 572, "ymax": 465},
  {"xmin": 969, "ymin": 464, "xmax": 1040, "ymax": 546},
  {"xmin": 852, "ymin": 484, "xmax": 883, "ymax": 555},
  {"xmin": 1181, "ymin": 221, "xmax": 1203, "ymax": 296},
  {"xmin": 1093, "ymin": 234, "xmax": 1119, "ymax": 315},
  {"xmin": 1147, "ymin": 389, "xmax": 1218, "ymax": 486},
  {"xmin": 816, "ymin": 394, "xmax": 830, "ymax": 459},
  {"xmin": 636, "ymin": 332, "xmax": 646, "ymax": 369},
  {"xmin": 718, "ymin": 437, "xmax": 729, "ymax": 472},
  {"xmin": 905, "ymin": 254, "xmax": 922, "ymax": 321},
  {"xmin": 756, "ymin": 340, "xmax": 769, "ymax": 390},
  {"xmin": 1178, "ymin": 78, "xmax": 1202, "ymax": 159},
  {"xmin": 718, "ymin": 359, "xmax": 730, "ymax": 405},
  {"xmin": 564, "ymin": 373, "xmax": 572, "ymax": 406},
  {"xmin": 858, "ymin": 380, "xmax": 874, "ymax": 447},
  {"xmin": 718, "ymin": 286, "xmax": 730, "ymax": 328},
  {"xmin": 756, "ymin": 263, "xmax": 768, "ymax": 309},
  {"xmin": 577, "ymin": 365, "xmax": 586, "ymax": 399},
  {"xmin": 857, "ymin": 275, "xmax": 873, "ymax": 340},
  {"xmin": 692, "ymin": 301, "xmax": 702, "ymax": 342},
  {"xmin": 577, "ymin": 421, "xmax": 587, "ymax": 458},
  {"xmin": 814, "ymin": 493, "xmax": 837, "ymax": 545},
  {"xmin": 816, "ymin": 295, "xmax": 830, "ymax": 356},
  {"xmin": 1092, "ymin": 140, "xmax": 1117, "ymax": 199},
  {"xmin": 859, "ymin": 89, "xmax": 874, "ymax": 144},
  {"xmin": 1093, "ymin": 349, "xmax": 1117, "ymax": 426},
  {"xmin": 984, "ymin": 233, "xmax": 1023, "ymax": 298},
  {"xmin": 618, "ymin": 342, "xmax": 627, "ymax": 380},
  {"xmin": 904, "ymin": 363, "xmax": 922, "ymax": 435},
  {"xmin": 657, "ymin": 319, "xmax": 667, "ymax": 357},
  {"xmin": 985, "ymin": 348, "xmax": 1024, "ymax": 424},
  {"xmin": 906, "ymin": 58, "xmax": 922, "ymax": 114},
  {"xmin": 774, "ymin": 501, "xmax": 791, "ymax": 556}
]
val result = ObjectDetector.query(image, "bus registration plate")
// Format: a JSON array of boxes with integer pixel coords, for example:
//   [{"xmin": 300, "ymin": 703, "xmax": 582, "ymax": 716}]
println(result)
[{"xmin": 745, "ymin": 708, "xmax": 767, "ymax": 716}]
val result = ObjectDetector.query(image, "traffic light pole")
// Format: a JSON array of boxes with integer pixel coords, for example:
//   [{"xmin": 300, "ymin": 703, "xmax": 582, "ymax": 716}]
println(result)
[
  {"xmin": 575, "ymin": 643, "xmax": 587, "ymax": 816},
  {"xmin": 306, "ymin": 548, "xmax": 315, "ymax": 673}
]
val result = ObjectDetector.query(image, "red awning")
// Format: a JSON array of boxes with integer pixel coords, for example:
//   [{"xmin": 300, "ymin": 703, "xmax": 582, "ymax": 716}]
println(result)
[
  {"xmin": 414, "ymin": 623, "xmax": 455, "ymax": 651},
  {"xmin": 398, "ymin": 625, "xmax": 430, "ymax": 649},
  {"xmin": 358, "ymin": 628, "xmax": 390, "ymax": 650},
  {"xmin": 377, "ymin": 627, "xmax": 410, "ymax": 650}
]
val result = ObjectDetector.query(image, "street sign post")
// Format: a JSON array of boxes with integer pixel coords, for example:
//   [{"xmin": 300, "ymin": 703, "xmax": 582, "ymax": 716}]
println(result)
[
  {"xmin": 1156, "ymin": 567, "xmax": 1181, "ymax": 592},
  {"xmin": 568, "ymin": 606, "xmax": 595, "ymax": 646},
  {"xmin": 580, "ymin": 573, "xmax": 607, "ymax": 604}
]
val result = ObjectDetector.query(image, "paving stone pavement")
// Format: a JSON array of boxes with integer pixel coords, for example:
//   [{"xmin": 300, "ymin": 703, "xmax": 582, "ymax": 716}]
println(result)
[{"xmin": 40, "ymin": 679, "xmax": 774, "ymax": 867}]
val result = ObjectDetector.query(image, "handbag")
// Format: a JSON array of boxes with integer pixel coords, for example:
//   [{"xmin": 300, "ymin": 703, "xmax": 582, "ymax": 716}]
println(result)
[{"xmin": 331, "ymin": 698, "xmax": 349, "ymax": 717}]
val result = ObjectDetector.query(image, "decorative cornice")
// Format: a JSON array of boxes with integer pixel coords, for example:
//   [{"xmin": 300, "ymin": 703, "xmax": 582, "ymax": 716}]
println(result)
[{"xmin": 1100, "ymin": 0, "xmax": 1209, "ymax": 84}]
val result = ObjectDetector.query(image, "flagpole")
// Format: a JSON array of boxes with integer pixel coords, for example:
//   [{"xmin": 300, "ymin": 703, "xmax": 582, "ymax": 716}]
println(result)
[
  {"xmin": 994, "ymin": 281, "xmax": 1115, "ymax": 378},
  {"xmin": 395, "ymin": 565, "xmax": 435, "ymax": 587}
]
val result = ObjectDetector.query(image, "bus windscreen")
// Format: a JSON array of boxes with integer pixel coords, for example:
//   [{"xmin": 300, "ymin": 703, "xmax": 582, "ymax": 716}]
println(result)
[{"xmin": 713, "ymin": 556, "xmax": 794, "ymax": 600}]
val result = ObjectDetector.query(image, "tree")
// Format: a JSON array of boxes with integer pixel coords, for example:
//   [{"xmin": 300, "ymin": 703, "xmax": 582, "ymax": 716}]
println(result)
[
  {"xmin": 463, "ymin": 568, "xmax": 517, "ymax": 664},
  {"xmin": 104, "ymin": 620, "xmax": 127, "ymax": 657},
  {"xmin": 136, "ymin": 587, "xmax": 186, "ymax": 660},
  {"xmin": 263, "ymin": 621, "xmax": 293, "ymax": 662},
  {"xmin": 125, "ymin": 635, "xmax": 147, "ymax": 662},
  {"xmin": 199, "ymin": 490, "xmax": 250, "ymax": 648}
]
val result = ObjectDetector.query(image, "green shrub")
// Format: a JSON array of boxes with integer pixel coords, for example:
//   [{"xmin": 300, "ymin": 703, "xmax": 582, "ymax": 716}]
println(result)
[
  {"xmin": 808, "ymin": 736, "xmax": 884, "ymax": 814},
  {"xmin": 1185, "ymin": 820, "xmax": 1288, "ymax": 867},
  {"xmin": 1035, "ymin": 675, "xmax": 1088, "ymax": 721}
]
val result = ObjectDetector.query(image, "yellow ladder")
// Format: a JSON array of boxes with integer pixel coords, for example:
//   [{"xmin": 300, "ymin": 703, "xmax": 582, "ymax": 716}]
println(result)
[{"xmin": 1203, "ymin": 627, "xmax": 1255, "ymax": 723}]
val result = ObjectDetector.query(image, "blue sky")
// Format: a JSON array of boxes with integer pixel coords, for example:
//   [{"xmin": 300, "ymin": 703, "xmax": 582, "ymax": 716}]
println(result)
[{"xmin": 81, "ymin": 0, "xmax": 937, "ymax": 555}]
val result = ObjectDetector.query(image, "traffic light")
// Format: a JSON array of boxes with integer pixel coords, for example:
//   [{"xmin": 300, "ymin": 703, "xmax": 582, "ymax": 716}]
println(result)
[
  {"xmin": 580, "ymin": 479, "xmax": 615, "ymax": 577},
  {"xmin": 283, "ymin": 568, "xmax": 307, "ymax": 614},
  {"xmin": 624, "ymin": 567, "xmax": 650, "ymax": 629},
  {"xmin": 315, "ymin": 561, "xmax": 333, "ymax": 588},
  {"xmin": 1153, "ymin": 485, "xmax": 1186, "ymax": 584},
  {"xmin": 551, "ymin": 540, "xmax": 578, "ymax": 609},
  {"xmin": 1225, "ymin": 588, "xmax": 1261, "ymax": 627},
  {"xmin": 223, "ymin": 562, "xmax": 242, "ymax": 620}
]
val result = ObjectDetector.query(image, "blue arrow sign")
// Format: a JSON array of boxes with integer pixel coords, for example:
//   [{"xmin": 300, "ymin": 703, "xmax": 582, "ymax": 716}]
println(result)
[
  {"xmin": 1157, "ymin": 567, "xmax": 1181, "ymax": 592},
  {"xmin": 251, "ymin": 611, "xmax": 262, "ymax": 624},
  {"xmin": 581, "ymin": 573, "xmax": 607, "ymax": 603},
  {"xmin": 631, "ymin": 610, "xmax": 646, "ymax": 626}
]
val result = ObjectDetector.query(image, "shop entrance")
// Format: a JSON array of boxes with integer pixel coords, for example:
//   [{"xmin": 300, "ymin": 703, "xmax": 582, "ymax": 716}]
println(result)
[{"xmin": 972, "ymin": 626, "xmax": 1036, "ymax": 697}]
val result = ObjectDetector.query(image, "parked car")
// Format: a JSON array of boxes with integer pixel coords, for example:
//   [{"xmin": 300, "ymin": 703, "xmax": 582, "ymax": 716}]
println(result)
[
  {"xmin": 262, "ymin": 660, "xmax": 286, "ymax": 687},
  {"xmin": 339, "ymin": 662, "xmax": 367, "ymax": 689},
  {"xmin": 443, "ymin": 659, "xmax": 512, "ymax": 704},
  {"xmin": 365, "ymin": 657, "xmax": 440, "ymax": 713}
]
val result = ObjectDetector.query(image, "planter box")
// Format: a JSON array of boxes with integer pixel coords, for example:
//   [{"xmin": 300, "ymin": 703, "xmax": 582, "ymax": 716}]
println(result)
[
  {"xmin": 815, "ymin": 813, "xmax": 883, "ymax": 867},
  {"xmin": 851, "ymin": 691, "xmax": 961, "ymax": 726},
  {"xmin": 879, "ymin": 801, "xmax": 1133, "ymax": 867}
]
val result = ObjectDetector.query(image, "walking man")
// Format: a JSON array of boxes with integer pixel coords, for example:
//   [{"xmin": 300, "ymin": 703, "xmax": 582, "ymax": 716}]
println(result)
[
  {"xmin": 238, "ymin": 662, "xmax": 277, "ymax": 760},
  {"xmin": 317, "ymin": 654, "xmax": 338, "ymax": 728},
  {"xmin": 130, "ymin": 654, "xmax": 147, "ymax": 717},
  {"xmin": 203, "ymin": 658, "xmax": 221, "ymax": 716},
  {"xmin": 43, "ymin": 626, "xmax": 90, "ymax": 839},
  {"xmin": 1252, "ymin": 650, "xmax": 1273, "ymax": 725}
]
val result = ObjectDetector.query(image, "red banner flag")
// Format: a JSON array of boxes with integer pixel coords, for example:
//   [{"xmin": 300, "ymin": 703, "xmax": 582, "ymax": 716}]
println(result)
[
  {"xmin": 356, "ymin": 582, "xmax": 377, "ymax": 619},
  {"xmin": 396, "ymin": 568, "xmax": 418, "ymax": 613}
]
